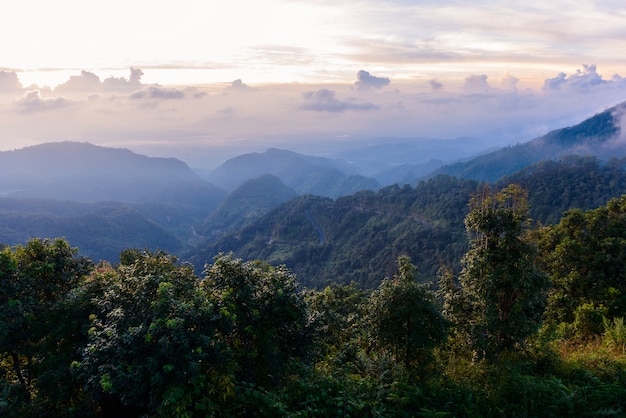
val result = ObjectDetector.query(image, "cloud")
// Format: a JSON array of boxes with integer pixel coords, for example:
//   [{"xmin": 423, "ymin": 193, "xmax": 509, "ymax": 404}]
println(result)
[
  {"xmin": 429, "ymin": 79, "xmax": 443, "ymax": 92},
  {"xmin": 501, "ymin": 73, "xmax": 519, "ymax": 91},
  {"xmin": 0, "ymin": 71, "xmax": 23, "ymax": 95},
  {"xmin": 130, "ymin": 85, "xmax": 185, "ymax": 100},
  {"xmin": 54, "ymin": 71, "xmax": 102, "ymax": 95},
  {"xmin": 226, "ymin": 79, "xmax": 252, "ymax": 92},
  {"xmin": 354, "ymin": 70, "xmax": 391, "ymax": 91},
  {"xmin": 542, "ymin": 64, "xmax": 607, "ymax": 92},
  {"xmin": 5, "ymin": 64, "xmax": 626, "ymax": 172},
  {"xmin": 103, "ymin": 68, "xmax": 144, "ymax": 93},
  {"xmin": 300, "ymin": 89, "xmax": 378, "ymax": 112},
  {"xmin": 14, "ymin": 90, "xmax": 74, "ymax": 113},
  {"xmin": 463, "ymin": 74, "xmax": 490, "ymax": 94},
  {"xmin": 53, "ymin": 68, "xmax": 145, "ymax": 96}
]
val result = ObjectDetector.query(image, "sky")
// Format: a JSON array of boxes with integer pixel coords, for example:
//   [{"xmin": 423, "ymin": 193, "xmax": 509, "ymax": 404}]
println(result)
[{"xmin": 2, "ymin": 0, "xmax": 626, "ymax": 168}]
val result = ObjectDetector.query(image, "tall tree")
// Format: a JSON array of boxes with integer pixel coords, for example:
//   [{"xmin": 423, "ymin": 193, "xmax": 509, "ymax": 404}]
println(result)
[
  {"xmin": 0, "ymin": 238, "xmax": 92, "ymax": 411},
  {"xmin": 442, "ymin": 184, "xmax": 548, "ymax": 360},
  {"xmin": 367, "ymin": 256, "xmax": 446, "ymax": 373},
  {"xmin": 77, "ymin": 250, "xmax": 232, "ymax": 416},
  {"xmin": 203, "ymin": 253, "xmax": 310, "ymax": 388}
]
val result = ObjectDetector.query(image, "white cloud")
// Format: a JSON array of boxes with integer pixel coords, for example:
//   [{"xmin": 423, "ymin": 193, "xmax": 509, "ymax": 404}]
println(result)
[
  {"xmin": 14, "ymin": 90, "xmax": 75, "ymax": 114},
  {"xmin": 463, "ymin": 74, "xmax": 491, "ymax": 94},
  {"xmin": 0, "ymin": 71, "xmax": 23, "ymax": 96},
  {"xmin": 543, "ymin": 64, "xmax": 607, "ymax": 91},
  {"xmin": 130, "ymin": 86, "xmax": 185, "ymax": 100},
  {"xmin": 300, "ymin": 88, "xmax": 378, "ymax": 112}
]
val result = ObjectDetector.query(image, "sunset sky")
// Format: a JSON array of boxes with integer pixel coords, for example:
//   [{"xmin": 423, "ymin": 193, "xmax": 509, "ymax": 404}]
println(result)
[{"xmin": 2, "ymin": 0, "xmax": 626, "ymax": 168}]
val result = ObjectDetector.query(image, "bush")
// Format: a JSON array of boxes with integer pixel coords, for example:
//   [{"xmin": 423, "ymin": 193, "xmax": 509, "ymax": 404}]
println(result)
[
  {"xmin": 573, "ymin": 303, "xmax": 608, "ymax": 340},
  {"xmin": 603, "ymin": 316, "xmax": 626, "ymax": 353}
]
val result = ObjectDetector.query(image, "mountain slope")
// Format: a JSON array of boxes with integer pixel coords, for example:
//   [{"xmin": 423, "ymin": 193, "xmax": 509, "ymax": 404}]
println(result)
[
  {"xmin": 186, "ymin": 176, "xmax": 479, "ymax": 288},
  {"xmin": 187, "ymin": 154, "xmax": 626, "ymax": 289},
  {"xmin": 0, "ymin": 141, "xmax": 226, "ymax": 205},
  {"xmin": 431, "ymin": 102, "xmax": 626, "ymax": 181},
  {"xmin": 205, "ymin": 148, "xmax": 380, "ymax": 198},
  {"xmin": 0, "ymin": 200, "xmax": 181, "ymax": 262},
  {"xmin": 197, "ymin": 174, "xmax": 297, "ymax": 239}
]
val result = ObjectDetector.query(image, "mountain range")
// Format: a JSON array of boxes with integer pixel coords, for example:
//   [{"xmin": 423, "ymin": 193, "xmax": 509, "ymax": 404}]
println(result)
[{"xmin": 2, "ymin": 100, "xmax": 626, "ymax": 271}]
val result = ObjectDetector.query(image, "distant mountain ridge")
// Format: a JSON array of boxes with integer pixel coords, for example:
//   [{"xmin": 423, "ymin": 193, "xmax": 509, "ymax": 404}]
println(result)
[
  {"xmin": 431, "ymin": 102, "xmax": 626, "ymax": 181},
  {"xmin": 0, "ymin": 141, "xmax": 226, "ymax": 205},
  {"xmin": 205, "ymin": 148, "xmax": 380, "ymax": 198},
  {"xmin": 187, "ymin": 156, "xmax": 626, "ymax": 289}
]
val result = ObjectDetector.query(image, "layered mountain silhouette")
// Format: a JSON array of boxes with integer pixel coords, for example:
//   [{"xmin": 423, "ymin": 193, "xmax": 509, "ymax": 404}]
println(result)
[
  {"xmin": 4, "ymin": 100, "xmax": 626, "ymax": 270},
  {"xmin": 431, "ymin": 102, "xmax": 626, "ymax": 181},
  {"xmin": 0, "ymin": 141, "xmax": 226, "ymax": 205},
  {"xmin": 205, "ymin": 148, "xmax": 380, "ymax": 198}
]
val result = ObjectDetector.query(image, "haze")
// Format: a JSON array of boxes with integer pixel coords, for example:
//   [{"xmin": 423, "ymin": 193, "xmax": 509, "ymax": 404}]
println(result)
[{"xmin": 2, "ymin": 0, "xmax": 626, "ymax": 169}]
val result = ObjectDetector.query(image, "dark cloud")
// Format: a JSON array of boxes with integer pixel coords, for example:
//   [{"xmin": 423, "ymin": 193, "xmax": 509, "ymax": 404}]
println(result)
[
  {"xmin": 14, "ymin": 90, "xmax": 74, "ymax": 113},
  {"xmin": 354, "ymin": 70, "xmax": 391, "ymax": 91},
  {"xmin": 429, "ymin": 79, "xmax": 443, "ymax": 92},
  {"xmin": 300, "ymin": 88, "xmax": 378, "ymax": 112},
  {"xmin": 0, "ymin": 71, "xmax": 23, "ymax": 95},
  {"xmin": 463, "ymin": 74, "xmax": 490, "ymax": 94},
  {"xmin": 130, "ymin": 85, "xmax": 185, "ymax": 100},
  {"xmin": 542, "ymin": 64, "xmax": 607, "ymax": 92}
]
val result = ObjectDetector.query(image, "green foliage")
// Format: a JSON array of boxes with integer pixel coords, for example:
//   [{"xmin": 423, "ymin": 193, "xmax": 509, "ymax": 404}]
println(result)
[
  {"xmin": 203, "ymin": 253, "xmax": 310, "ymax": 387},
  {"xmin": 442, "ymin": 184, "xmax": 549, "ymax": 360},
  {"xmin": 540, "ymin": 195, "xmax": 626, "ymax": 332},
  {"xmin": 367, "ymin": 256, "xmax": 447, "ymax": 373},
  {"xmin": 0, "ymin": 238, "xmax": 92, "ymax": 415},
  {"xmin": 501, "ymin": 156, "xmax": 626, "ymax": 225},
  {"xmin": 305, "ymin": 282, "xmax": 368, "ymax": 362},
  {"xmin": 572, "ymin": 303, "xmax": 609, "ymax": 340},
  {"xmin": 190, "ymin": 176, "xmax": 476, "ymax": 289},
  {"xmin": 77, "ymin": 250, "xmax": 233, "ymax": 416},
  {"xmin": 603, "ymin": 317, "xmax": 626, "ymax": 352}
]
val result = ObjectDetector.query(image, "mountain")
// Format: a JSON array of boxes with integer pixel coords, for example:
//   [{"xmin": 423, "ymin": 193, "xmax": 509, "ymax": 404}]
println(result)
[
  {"xmin": 204, "ymin": 148, "xmax": 380, "ymax": 198},
  {"xmin": 0, "ymin": 142, "xmax": 230, "ymax": 260},
  {"xmin": 186, "ymin": 154, "xmax": 626, "ymax": 289},
  {"xmin": 196, "ymin": 174, "xmax": 297, "ymax": 240},
  {"xmin": 0, "ymin": 199, "xmax": 181, "ymax": 262},
  {"xmin": 337, "ymin": 136, "xmax": 489, "ymax": 183},
  {"xmin": 497, "ymin": 155, "xmax": 626, "ymax": 225},
  {"xmin": 431, "ymin": 102, "xmax": 626, "ymax": 181},
  {"xmin": 0, "ymin": 141, "xmax": 227, "ymax": 205},
  {"xmin": 186, "ymin": 176, "xmax": 479, "ymax": 288}
]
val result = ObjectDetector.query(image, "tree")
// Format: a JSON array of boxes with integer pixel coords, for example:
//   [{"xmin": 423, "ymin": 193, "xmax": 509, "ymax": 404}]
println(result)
[
  {"xmin": 203, "ymin": 253, "xmax": 310, "ymax": 388},
  {"xmin": 0, "ymin": 238, "xmax": 92, "ymax": 410},
  {"xmin": 77, "ymin": 249, "xmax": 232, "ymax": 416},
  {"xmin": 442, "ymin": 184, "xmax": 549, "ymax": 360},
  {"xmin": 367, "ymin": 256, "xmax": 446, "ymax": 373},
  {"xmin": 539, "ymin": 195, "xmax": 626, "ymax": 337}
]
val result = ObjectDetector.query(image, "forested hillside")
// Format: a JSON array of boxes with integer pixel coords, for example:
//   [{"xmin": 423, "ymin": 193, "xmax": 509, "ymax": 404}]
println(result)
[
  {"xmin": 3, "ymin": 186, "xmax": 626, "ymax": 416},
  {"xmin": 188, "ymin": 157, "xmax": 626, "ymax": 288},
  {"xmin": 187, "ymin": 176, "xmax": 478, "ymax": 288},
  {"xmin": 432, "ymin": 102, "xmax": 625, "ymax": 181}
]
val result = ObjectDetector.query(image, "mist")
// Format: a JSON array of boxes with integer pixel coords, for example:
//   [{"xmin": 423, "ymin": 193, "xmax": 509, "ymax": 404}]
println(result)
[{"xmin": 2, "ymin": 65, "xmax": 626, "ymax": 169}]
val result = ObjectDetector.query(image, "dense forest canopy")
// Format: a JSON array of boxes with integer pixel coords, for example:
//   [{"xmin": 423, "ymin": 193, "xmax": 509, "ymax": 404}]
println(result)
[{"xmin": 2, "ymin": 184, "xmax": 626, "ymax": 416}]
